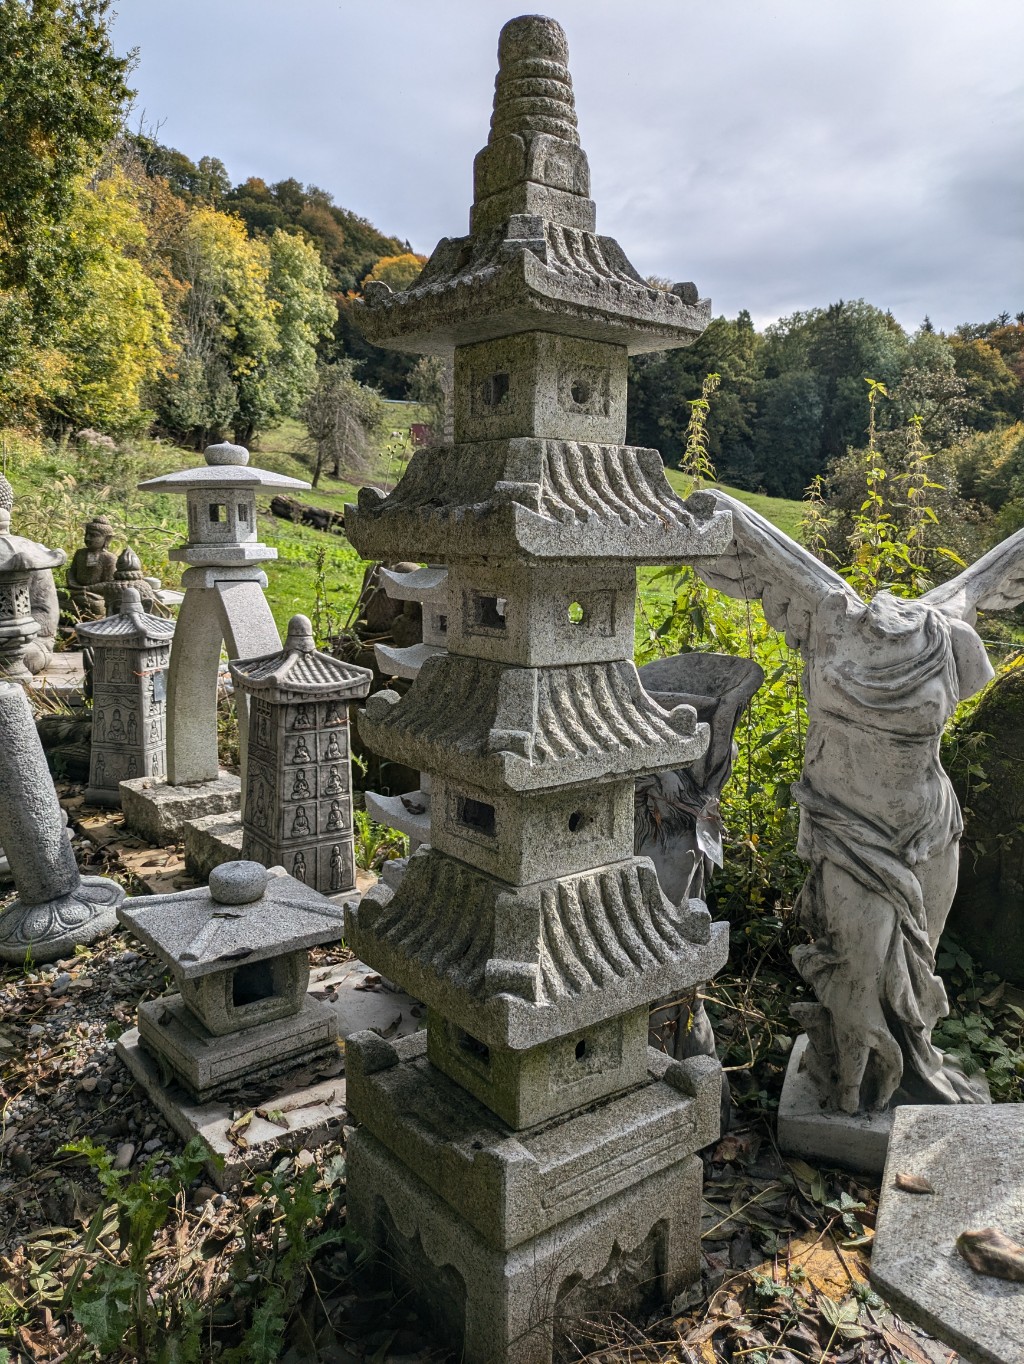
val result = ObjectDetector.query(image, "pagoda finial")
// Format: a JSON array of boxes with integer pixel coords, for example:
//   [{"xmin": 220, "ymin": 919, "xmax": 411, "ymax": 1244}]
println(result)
[
  {"xmin": 471, "ymin": 13, "xmax": 593, "ymax": 235},
  {"xmin": 490, "ymin": 16, "xmax": 578, "ymax": 146},
  {"xmin": 285, "ymin": 614, "xmax": 316, "ymax": 654}
]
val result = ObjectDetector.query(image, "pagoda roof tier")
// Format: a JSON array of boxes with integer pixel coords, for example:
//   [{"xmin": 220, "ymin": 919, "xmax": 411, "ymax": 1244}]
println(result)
[
  {"xmin": 346, "ymin": 846, "xmax": 729, "ymax": 1050},
  {"xmin": 76, "ymin": 588, "xmax": 176, "ymax": 648},
  {"xmin": 230, "ymin": 614, "xmax": 372, "ymax": 702},
  {"xmin": 346, "ymin": 440, "xmax": 731, "ymax": 565},
  {"xmin": 358, "ymin": 217, "xmax": 711, "ymax": 357},
  {"xmin": 358, "ymin": 653, "xmax": 709, "ymax": 795}
]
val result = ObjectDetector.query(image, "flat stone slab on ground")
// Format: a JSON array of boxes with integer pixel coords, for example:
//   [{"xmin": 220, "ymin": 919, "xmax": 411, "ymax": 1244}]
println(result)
[
  {"xmin": 120, "ymin": 772, "xmax": 241, "ymax": 844},
  {"xmin": 27, "ymin": 650, "xmax": 86, "ymax": 700},
  {"xmin": 117, "ymin": 1029, "xmax": 347, "ymax": 1189},
  {"xmin": 778, "ymin": 1034, "xmax": 894, "ymax": 1173},
  {"xmin": 871, "ymin": 1104, "xmax": 1024, "ymax": 1364}
]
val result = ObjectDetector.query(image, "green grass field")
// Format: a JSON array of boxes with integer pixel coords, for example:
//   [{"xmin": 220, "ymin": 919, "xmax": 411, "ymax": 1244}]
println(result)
[{"xmin": 3, "ymin": 413, "xmax": 805, "ymax": 643}]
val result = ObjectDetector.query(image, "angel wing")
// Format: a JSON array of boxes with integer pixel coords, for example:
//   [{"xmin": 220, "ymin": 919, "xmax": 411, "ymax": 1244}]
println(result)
[
  {"xmin": 920, "ymin": 524, "xmax": 1024, "ymax": 625},
  {"xmin": 694, "ymin": 491, "xmax": 859, "ymax": 651}
]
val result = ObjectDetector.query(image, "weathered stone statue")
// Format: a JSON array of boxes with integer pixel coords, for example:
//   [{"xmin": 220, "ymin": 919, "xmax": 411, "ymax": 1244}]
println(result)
[
  {"xmin": 697, "ymin": 490, "xmax": 1024, "ymax": 1127},
  {"xmin": 66, "ymin": 515, "xmax": 117, "ymax": 620},
  {"xmin": 0, "ymin": 475, "xmax": 64, "ymax": 678},
  {"xmin": 101, "ymin": 545, "xmax": 170, "ymax": 618},
  {"xmin": 0, "ymin": 680, "xmax": 123, "ymax": 962}
]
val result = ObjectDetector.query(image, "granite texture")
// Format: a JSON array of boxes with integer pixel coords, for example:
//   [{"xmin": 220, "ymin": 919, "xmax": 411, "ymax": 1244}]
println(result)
[
  {"xmin": 343, "ymin": 15, "xmax": 731, "ymax": 1358},
  {"xmin": 135, "ymin": 992, "xmax": 338, "ymax": 1101},
  {"xmin": 0, "ymin": 681, "xmax": 122, "ymax": 963},
  {"xmin": 871, "ymin": 1104, "xmax": 1024, "ymax": 1364},
  {"xmin": 137, "ymin": 443, "xmax": 303, "ymax": 788},
  {"xmin": 230, "ymin": 614, "xmax": 371, "ymax": 894},
  {"xmin": 0, "ymin": 477, "xmax": 65, "ymax": 680},
  {"xmin": 182, "ymin": 811, "xmax": 244, "ymax": 881},
  {"xmin": 77, "ymin": 588, "xmax": 173, "ymax": 805},
  {"xmin": 347, "ymin": 851, "xmax": 726, "ymax": 1050},
  {"xmin": 345, "ymin": 1028, "xmax": 720, "ymax": 1251},
  {"xmin": 120, "ymin": 772, "xmax": 241, "ymax": 845}
]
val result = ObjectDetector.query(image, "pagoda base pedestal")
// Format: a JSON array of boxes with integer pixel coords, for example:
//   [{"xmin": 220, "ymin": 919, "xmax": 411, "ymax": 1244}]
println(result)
[
  {"xmin": 345, "ymin": 1030, "xmax": 721, "ymax": 1364},
  {"xmin": 120, "ymin": 772, "xmax": 241, "ymax": 845}
]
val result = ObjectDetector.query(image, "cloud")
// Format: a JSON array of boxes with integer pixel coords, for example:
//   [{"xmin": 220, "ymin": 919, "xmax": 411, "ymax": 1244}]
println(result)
[{"xmin": 111, "ymin": 0, "xmax": 1024, "ymax": 331}]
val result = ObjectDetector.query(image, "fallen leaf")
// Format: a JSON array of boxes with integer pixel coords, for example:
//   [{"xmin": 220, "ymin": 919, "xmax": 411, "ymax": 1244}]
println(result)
[
  {"xmin": 894, "ymin": 1171, "xmax": 935, "ymax": 1194},
  {"xmin": 226, "ymin": 1109, "xmax": 254, "ymax": 1150},
  {"xmin": 957, "ymin": 1227, "xmax": 1024, "ymax": 1282}
]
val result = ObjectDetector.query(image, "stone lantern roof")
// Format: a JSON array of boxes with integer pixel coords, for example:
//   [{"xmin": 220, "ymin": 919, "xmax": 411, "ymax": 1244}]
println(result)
[
  {"xmin": 75, "ymin": 587, "xmax": 176, "ymax": 648},
  {"xmin": 117, "ymin": 860, "xmax": 347, "ymax": 981},
  {"xmin": 137, "ymin": 442, "xmax": 308, "ymax": 495},
  {"xmin": 230, "ymin": 614, "xmax": 372, "ymax": 703},
  {"xmin": 0, "ymin": 474, "xmax": 66, "ymax": 574},
  {"xmin": 357, "ymin": 16, "xmax": 709, "ymax": 358}
]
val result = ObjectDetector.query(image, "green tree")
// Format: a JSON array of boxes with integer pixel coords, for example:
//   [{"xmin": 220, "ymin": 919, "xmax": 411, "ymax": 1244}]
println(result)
[
  {"xmin": 0, "ymin": 0, "xmax": 134, "ymax": 421},
  {"xmin": 50, "ymin": 170, "xmax": 172, "ymax": 433}
]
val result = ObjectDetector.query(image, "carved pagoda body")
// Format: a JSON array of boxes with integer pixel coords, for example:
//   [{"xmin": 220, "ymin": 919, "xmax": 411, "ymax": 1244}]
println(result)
[
  {"xmin": 77, "ymin": 588, "xmax": 174, "ymax": 806},
  {"xmin": 229, "ymin": 615, "xmax": 372, "ymax": 896},
  {"xmin": 342, "ymin": 17, "xmax": 733, "ymax": 1361}
]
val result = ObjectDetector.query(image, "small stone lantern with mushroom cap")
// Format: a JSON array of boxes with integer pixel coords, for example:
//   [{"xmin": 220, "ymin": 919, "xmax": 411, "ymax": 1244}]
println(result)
[{"xmin": 116, "ymin": 859, "xmax": 348, "ymax": 1100}]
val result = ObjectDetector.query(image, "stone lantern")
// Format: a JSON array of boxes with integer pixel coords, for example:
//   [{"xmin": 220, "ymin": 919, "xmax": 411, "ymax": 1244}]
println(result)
[
  {"xmin": 117, "ymin": 860, "xmax": 346, "ymax": 1100},
  {"xmin": 229, "ymin": 615, "xmax": 372, "ymax": 896},
  {"xmin": 0, "ymin": 475, "xmax": 65, "ymax": 680},
  {"xmin": 124, "ymin": 443, "xmax": 308, "ymax": 842},
  {"xmin": 340, "ymin": 16, "xmax": 734, "ymax": 1362},
  {"xmin": 76, "ymin": 587, "xmax": 174, "ymax": 806}
]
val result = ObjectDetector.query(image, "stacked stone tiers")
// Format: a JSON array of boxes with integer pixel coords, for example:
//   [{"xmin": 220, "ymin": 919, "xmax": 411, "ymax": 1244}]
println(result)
[{"xmin": 341, "ymin": 15, "xmax": 732, "ymax": 1361}]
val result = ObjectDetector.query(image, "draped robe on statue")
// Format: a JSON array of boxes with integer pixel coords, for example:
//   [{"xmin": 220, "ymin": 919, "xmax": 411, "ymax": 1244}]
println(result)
[{"xmin": 694, "ymin": 490, "xmax": 1024, "ymax": 1114}]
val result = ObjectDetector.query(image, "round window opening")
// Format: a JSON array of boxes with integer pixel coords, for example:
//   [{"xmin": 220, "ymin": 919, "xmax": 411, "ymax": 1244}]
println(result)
[
  {"xmin": 570, "ymin": 379, "xmax": 591, "ymax": 405},
  {"xmin": 567, "ymin": 601, "xmax": 585, "ymax": 624},
  {"xmin": 575, "ymin": 1039, "xmax": 587, "ymax": 1060},
  {"xmin": 568, "ymin": 811, "xmax": 584, "ymax": 832}
]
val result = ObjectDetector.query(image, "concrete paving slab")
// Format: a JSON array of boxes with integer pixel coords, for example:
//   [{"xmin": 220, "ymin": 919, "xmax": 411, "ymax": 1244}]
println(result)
[{"xmin": 871, "ymin": 1104, "xmax": 1024, "ymax": 1364}]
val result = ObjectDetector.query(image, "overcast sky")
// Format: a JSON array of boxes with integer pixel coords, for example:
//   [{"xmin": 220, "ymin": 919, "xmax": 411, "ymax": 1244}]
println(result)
[{"xmin": 110, "ymin": 0, "xmax": 1024, "ymax": 333}]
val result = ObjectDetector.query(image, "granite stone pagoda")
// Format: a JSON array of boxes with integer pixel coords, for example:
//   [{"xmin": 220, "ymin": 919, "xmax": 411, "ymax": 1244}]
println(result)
[
  {"xmin": 342, "ymin": 16, "xmax": 734, "ymax": 1361},
  {"xmin": 229, "ymin": 615, "xmax": 372, "ymax": 896},
  {"xmin": 77, "ymin": 587, "xmax": 174, "ymax": 805}
]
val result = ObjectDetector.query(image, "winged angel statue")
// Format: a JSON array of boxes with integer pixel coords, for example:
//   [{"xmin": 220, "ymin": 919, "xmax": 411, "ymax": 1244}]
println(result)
[{"xmin": 697, "ymin": 492, "xmax": 1024, "ymax": 1114}]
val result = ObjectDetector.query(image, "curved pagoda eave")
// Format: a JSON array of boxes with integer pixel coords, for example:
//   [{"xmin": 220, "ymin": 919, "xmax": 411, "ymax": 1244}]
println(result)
[{"xmin": 359, "ymin": 236, "xmax": 711, "ymax": 358}]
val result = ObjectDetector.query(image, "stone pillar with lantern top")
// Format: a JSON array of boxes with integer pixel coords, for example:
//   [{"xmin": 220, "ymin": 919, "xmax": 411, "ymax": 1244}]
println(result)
[{"xmin": 121, "ymin": 442, "xmax": 310, "ymax": 846}]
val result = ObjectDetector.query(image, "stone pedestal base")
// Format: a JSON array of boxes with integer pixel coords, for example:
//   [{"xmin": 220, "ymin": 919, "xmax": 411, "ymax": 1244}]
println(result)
[
  {"xmin": 778, "ymin": 1034, "xmax": 895, "ymax": 1173},
  {"xmin": 137, "ymin": 991, "xmax": 338, "ymax": 1102},
  {"xmin": 120, "ymin": 773, "xmax": 240, "ymax": 845},
  {"xmin": 345, "ymin": 1030, "xmax": 720, "ymax": 1364},
  {"xmin": 0, "ymin": 875, "xmax": 123, "ymax": 964},
  {"xmin": 872, "ymin": 1105, "xmax": 1024, "ymax": 1364},
  {"xmin": 182, "ymin": 812, "xmax": 244, "ymax": 881},
  {"xmin": 117, "ymin": 1029, "xmax": 347, "ymax": 1189}
]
